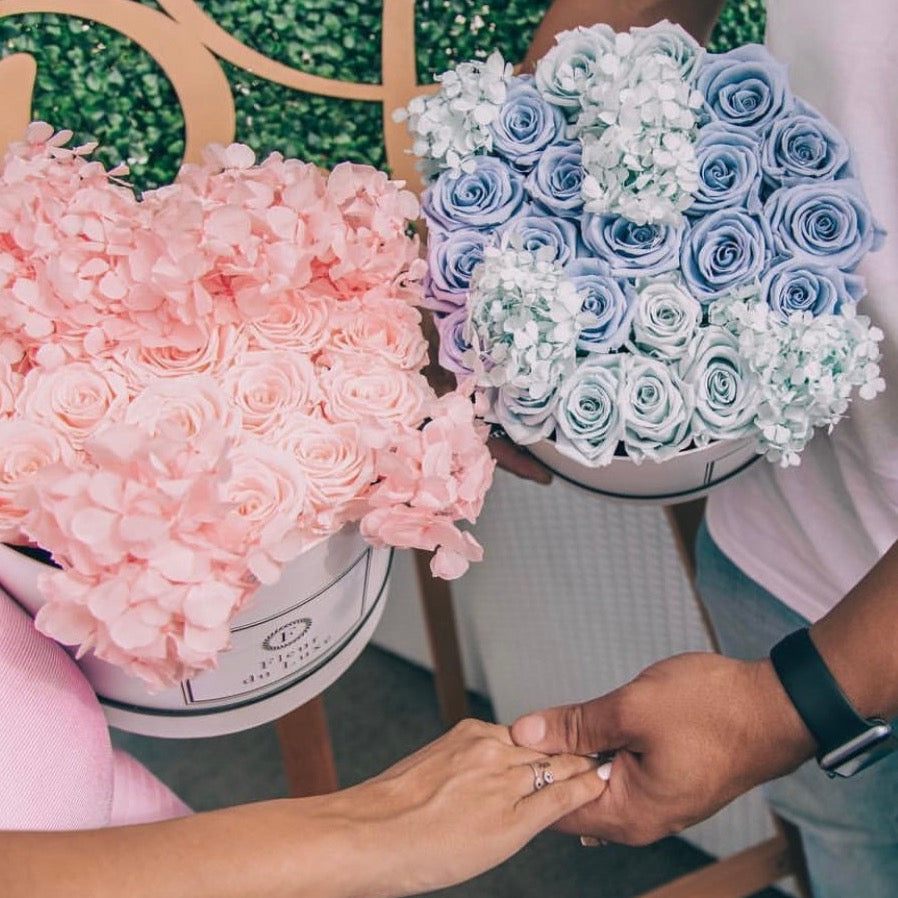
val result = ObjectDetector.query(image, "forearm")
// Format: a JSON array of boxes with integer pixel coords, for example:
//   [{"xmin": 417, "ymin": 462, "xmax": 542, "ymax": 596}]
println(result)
[
  {"xmin": 524, "ymin": 0, "xmax": 726, "ymax": 69},
  {"xmin": 809, "ymin": 539, "xmax": 898, "ymax": 720},
  {"xmin": 0, "ymin": 796, "xmax": 384, "ymax": 898}
]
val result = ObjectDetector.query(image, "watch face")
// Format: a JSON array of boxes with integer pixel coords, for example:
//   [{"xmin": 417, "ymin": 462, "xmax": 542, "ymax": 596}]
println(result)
[{"xmin": 820, "ymin": 725, "xmax": 898, "ymax": 778}]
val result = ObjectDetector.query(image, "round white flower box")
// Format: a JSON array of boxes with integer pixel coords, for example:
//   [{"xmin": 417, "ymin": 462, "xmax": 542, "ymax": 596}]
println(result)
[
  {"xmin": 0, "ymin": 527, "xmax": 391, "ymax": 738},
  {"xmin": 528, "ymin": 436, "xmax": 760, "ymax": 504}
]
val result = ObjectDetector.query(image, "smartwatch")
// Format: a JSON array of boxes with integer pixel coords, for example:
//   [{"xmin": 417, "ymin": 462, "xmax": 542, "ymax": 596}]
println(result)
[{"xmin": 769, "ymin": 628, "xmax": 898, "ymax": 778}]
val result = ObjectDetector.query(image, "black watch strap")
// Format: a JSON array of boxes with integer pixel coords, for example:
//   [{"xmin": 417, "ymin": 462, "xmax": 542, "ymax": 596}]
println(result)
[{"xmin": 770, "ymin": 628, "xmax": 896, "ymax": 777}]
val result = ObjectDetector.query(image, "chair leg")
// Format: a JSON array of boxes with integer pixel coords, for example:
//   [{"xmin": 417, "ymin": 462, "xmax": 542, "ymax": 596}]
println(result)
[
  {"xmin": 634, "ymin": 833, "xmax": 794, "ymax": 898},
  {"xmin": 413, "ymin": 548, "xmax": 470, "ymax": 727},
  {"xmin": 275, "ymin": 695, "xmax": 339, "ymax": 797},
  {"xmin": 773, "ymin": 813, "xmax": 813, "ymax": 898}
]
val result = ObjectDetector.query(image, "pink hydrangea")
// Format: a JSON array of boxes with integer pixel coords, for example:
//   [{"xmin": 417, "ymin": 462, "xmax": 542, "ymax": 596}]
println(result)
[
  {"xmin": 22, "ymin": 423, "xmax": 252, "ymax": 689},
  {"xmin": 1, "ymin": 127, "xmax": 494, "ymax": 689},
  {"xmin": 361, "ymin": 390, "xmax": 495, "ymax": 578}
]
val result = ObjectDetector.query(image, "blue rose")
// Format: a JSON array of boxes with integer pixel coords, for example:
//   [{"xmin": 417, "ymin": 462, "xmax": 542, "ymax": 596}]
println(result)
[
  {"xmin": 761, "ymin": 101, "xmax": 852, "ymax": 186},
  {"xmin": 690, "ymin": 122, "xmax": 762, "ymax": 215},
  {"xmin": 765, "ymin": 180, "xmax": 885, "ymax": 270},
  {"xmin": 679, "ymin": 326, "xmax": 757, "ymax": 445},
  {"xmin": 534, "ymin": 25, "xmax": 616, "ymax": 110},
  {"xmin": 525, "ymin": 141, "xmax": 586, "ymax": 219},
  {"xmin": 680, "ymin": 209, "xmax": 772, "ymax": 302},
  {"xmin": 761, "ymin": 258, "xmax": 866, "ymax": 321},
  {"xmin": 422, "ymin": 156, "xmax": 525, "ymax": 231},
  {"xmin": 489, "ymin": 78, "xmax": 566, "ymax": 170},
  {"xmin": 554, "ymin": 354, "xmax": 625, "ymax": 466},
  {"xmin": 498, "ymin": 212, "xmax": 579, "ymax": 265},
  {"xmin": 426, "ymin": 228, "xmax": 490, "ymax": 311},
  {"xmin": 697, "ymin": 44, "xmax": 793, "ymax": 133},
  {"xmin": 493, "ymin": 380, "xmax": 560, "ymax": 445},
  {"xmin": 565, "ymin": 258, "xmax": 636, "ymax": 353},
  {"xmin": 435, "ymin": 307, "xmax": 475, "ymax": 377},
  {"xmin": 581, "ymin": 214, "xmax": 683, "ymax": 279},
  {"xmin": 622, "ymin": 355, "xmax": 693, "ymax": 461}
]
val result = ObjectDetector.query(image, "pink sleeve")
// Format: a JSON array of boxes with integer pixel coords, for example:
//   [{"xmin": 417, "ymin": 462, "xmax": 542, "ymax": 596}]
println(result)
[{"xmin": 0, "ymin": 589, "xmax": 190, "ymax": 831}]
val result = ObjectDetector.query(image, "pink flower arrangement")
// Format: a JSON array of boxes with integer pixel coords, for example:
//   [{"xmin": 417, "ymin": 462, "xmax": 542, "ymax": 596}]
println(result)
[{"xmin": 0, "ymin": 123, "xmax": 494, "ymax": 689}]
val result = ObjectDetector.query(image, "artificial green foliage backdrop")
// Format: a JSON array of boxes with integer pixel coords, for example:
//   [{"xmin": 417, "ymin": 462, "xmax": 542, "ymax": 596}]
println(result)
[{"xmin": 0, "ymin": 0, "xmax": 765, "ymax": 190}]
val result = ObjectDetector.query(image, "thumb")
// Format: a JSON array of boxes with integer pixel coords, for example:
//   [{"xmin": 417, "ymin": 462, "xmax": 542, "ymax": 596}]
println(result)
[{"xmin": 510, "ymin": 687, "xmax": 631, "ymax": 755}]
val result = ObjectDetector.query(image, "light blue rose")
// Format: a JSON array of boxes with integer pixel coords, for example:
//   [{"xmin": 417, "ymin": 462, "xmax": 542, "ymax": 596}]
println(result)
[
  {"xmin": 622, "ymin": 355, "xmax": 693, "ymax": 461},
  {"xmin": 764, "ymin": 180, "xmax": 885, "ymax": 270},
  {"xmin": 690, "ymin": 122, "xmax": 762, "ymax": 215},
  {"xmin": 680, "ymin": 209, "xmax": 771, "ymax": 302},
  {"xmin": 760, "ymin": 258, "xmax": 866, "ymax": 321},
  {"xmin": 697, "ymin": 44, "xmax": 793, "ymax": 133},
  {"xmin": 489, "ymin": 78, "xmax": 566, "ymax": 170},
  {"xmin": 554, "ymin": 353, "xmax": 625, "ymax": 466},
  {"xmin": 631, "ymin": 20, "xmax": 703, "ymax": 81},
  {"xmin": 534, "ymin": 25, "xmax": 615, "ymax": 110},
  {"xmin": 525, "ymin": 140, "xmax": 586, "ymax": 219},
  {"xmin": 426, "ymin": 228, "xmax": 489, "ymax": 311},
  {"xmin": 581, "ymin": 214, "xmax": 683, "ymax": 279},
  {"xmin": 679, "ymin": 325, "xmax": 758, "ymax": 445},
  {"xmin": 435, "ymin": 307, "xmax": 475, "ymax": 377},
  {"xmin": 498, "ymin": 212, "xmax": 579, "ymax": 265},
  {"xmin": 631, "ymin": 278, "xmax": 703, "ymax": 361},
  {"xmin": 761, "ymin": 101, "xmax": 852, "ymax": 186},
  {"xmin": 565, "ymin": 258, "xmax": 636, "ymax": 353},
  {"xmin": 492, "ymin": 380, "xmax": 560, "ymax": 445},
  {"xmin": 422, "ymin": 156, "xmax": 525, "ymax": 231}
]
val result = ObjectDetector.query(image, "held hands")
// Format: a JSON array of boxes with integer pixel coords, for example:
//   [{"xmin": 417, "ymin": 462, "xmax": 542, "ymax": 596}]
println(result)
[
  {"xmin": 511, "ymin": 653, "xmax": 817, "ymax": 846},
  {"xmin": 319, "ymin": 719, "xmax": 606, "ymax": 897}
]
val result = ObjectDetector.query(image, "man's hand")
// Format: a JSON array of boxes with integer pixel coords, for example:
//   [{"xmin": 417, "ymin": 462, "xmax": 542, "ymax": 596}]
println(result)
[
  {"xmin": 488, "ymin": 434, "xmax": 553, "ymax": 485},
  {"xmin": 510, "ymin": 652, "xmax": 816, "ymax": 845}
]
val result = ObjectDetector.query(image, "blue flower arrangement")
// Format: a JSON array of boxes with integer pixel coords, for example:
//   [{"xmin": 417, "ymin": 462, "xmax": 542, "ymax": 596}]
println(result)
[{"xmin": 400, "ymin": 21, "xmax": 886, "ymax": 470}]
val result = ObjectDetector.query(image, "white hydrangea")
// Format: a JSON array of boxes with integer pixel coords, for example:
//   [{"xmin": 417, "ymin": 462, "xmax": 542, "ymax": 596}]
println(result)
[
  {"xmin": 709, "ymin": 290, "xmax": 885, "ymax": 465},
  {"xmin": 572, "ymin": 36, "xmax": 704, "ymax": 225},
  {"xmin": 393, "ymin": 51, "xmax": 514, "ymax": 180},
  {"xmin": 464, "ymin": 242, "xmax": 586, "ymax": 396}
]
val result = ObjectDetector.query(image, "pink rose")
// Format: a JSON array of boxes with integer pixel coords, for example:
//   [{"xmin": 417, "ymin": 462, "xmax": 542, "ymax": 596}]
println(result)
[
  {"xmin": 223, "ymin": 349, "xmax": 320, "ymax": 436},
  {"xmin": 245, "ymin": 294, "xmax": 331, "ymax": 355},
  {"xmin": 16, "ymin": 360, "xmax": 129, "ymax": 449},
  {"xmin": 321, "ymin": 297, "xmax": 428, "ymax": 371},
  {"xmin": 116, "ymin": 324, "xmax": 247, "ymax": 390},
  {"xmin": 320, "ymin": 358, "xmax": 430, "ymax": 432},
  {"xmin": 125, "ymin": 374, "xmax": 240, "ymax": 440},
  {"xmin": 218, "ymin": 436, "xmax": 310, "ymax": 583},
  {"xmin": 277, "ymin": 416, "xmax": 374, "ymax": 534},
  {"xmin": 0, "ymin": 419, "xmax": 71, "ymax": 542}
]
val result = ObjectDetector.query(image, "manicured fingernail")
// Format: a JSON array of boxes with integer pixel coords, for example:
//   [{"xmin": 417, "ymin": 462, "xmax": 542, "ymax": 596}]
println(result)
[
  {"xmin": 580, "ymin": 836, "xmax": 601, "ymax": 847},
  {"xmin": 597, "ymin": 762, "xmax": 613, "ymax": 781},
  {"xmin": 514, "ymin": 714, "xmax": 546, "ymax": 745}
]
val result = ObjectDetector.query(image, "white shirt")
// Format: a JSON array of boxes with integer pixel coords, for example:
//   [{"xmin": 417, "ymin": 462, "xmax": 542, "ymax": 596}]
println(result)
[{"xmin": 706, "ymin": 0, "xmax": 898, "ymax": 621}]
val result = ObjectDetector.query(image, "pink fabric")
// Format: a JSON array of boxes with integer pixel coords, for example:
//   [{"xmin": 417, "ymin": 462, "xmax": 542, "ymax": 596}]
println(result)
[
  {"xmin": 109, "ymin": 749, "xmax": 190, "ymax": 827},
  {"xmin": 0, "ymin": 588, "xmax": 189, "ymax": 831}
]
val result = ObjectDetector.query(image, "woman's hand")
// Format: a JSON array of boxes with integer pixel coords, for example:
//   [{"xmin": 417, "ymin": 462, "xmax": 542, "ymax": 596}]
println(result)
[
  {"xmin": 315, "ymin": 718, "xmax": 606, "ymax": 897},
  {"xmin": 0, "ymin": 719, "xmax": 603, "ymax": 898}
]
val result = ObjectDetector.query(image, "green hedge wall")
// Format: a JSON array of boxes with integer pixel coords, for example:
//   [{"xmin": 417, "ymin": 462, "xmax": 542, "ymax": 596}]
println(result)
[{"xmin": 0, "ymin": 0, "xmax": 765, "ymax": 190}]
